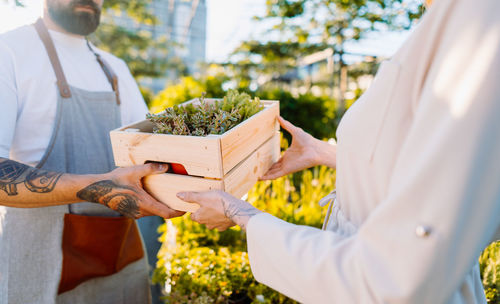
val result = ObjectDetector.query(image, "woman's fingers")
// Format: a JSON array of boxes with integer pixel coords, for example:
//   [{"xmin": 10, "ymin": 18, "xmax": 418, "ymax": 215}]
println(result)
[
  {"xmin": 260, "ymin": 159, "xmax": 284, "ymax": 180},
  {"xmin": 176, "ymin": 191, "xmax": 206, "ymax": 205},
  {"xmin": 278, "ymin": 116, "xmax": 300, "ymax": 135},
  {"xmin": 190, "ymin": 211, "xmax": 199, "ymax": 222},
  {"xmin": 260, "ymin": 167, "xmax": 283, "ymax": 180}
]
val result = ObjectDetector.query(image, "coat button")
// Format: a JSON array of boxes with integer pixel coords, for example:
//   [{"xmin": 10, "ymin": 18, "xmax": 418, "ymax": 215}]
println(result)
[{"xmin": 415, "ymin": 225, "xmax": 432, "ymax": 238}]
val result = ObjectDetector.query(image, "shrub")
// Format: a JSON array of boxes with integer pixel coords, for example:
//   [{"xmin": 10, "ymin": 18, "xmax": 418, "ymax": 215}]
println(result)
[
  {"xmin": 255, "ymin": 89, "xmax": 337, "ymax": 141},
  {"xmin": 480, "ymin": 241, "xmax": 500, "ymax": 303},
  {"xmin": 149, "ymin": 76, "xmax": 227, "ymax": 113}
]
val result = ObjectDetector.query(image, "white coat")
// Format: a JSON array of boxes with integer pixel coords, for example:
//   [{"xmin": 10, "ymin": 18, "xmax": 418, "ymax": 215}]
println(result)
[{"xmin": 246, "ymin": 0, "xmax": 500, "ymax": 302}]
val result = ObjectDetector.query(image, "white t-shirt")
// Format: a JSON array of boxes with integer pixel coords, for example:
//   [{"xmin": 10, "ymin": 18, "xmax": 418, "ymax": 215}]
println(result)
[{"xmin": 0, "ymin": 25, "xmax": 148, "ymax": 166}]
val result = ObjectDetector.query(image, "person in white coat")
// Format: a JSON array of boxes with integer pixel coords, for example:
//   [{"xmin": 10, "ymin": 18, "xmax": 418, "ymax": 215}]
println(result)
[{"xmin": 177, "ymin": 0, "xmax": 500, "ymax": 302}]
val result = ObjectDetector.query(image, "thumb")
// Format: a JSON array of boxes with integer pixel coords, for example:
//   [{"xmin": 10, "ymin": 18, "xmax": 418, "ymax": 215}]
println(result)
[
  {"xmin": 135, "ymin": 162, "xmax": 169, "ymax": 177},
  {"xmin": 176, "ymin": 191, "xmax": 206, "ymax": 206},
  {"xmin": 278, "ymin": 116, "xmax": 300, "ymax": 135}
]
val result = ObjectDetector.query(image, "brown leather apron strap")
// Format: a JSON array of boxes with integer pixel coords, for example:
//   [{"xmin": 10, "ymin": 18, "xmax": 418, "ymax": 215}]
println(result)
[
  {"xmin": 34, "ymin": 18, "xmax": 121, "ymax": 105},
  {"xmin": 86, "ymin": 40, "xmax": 121, "ymax": 105},
  {"xmin": 34, "ymin": 18, "xmax": 72, "ymax": 98}
]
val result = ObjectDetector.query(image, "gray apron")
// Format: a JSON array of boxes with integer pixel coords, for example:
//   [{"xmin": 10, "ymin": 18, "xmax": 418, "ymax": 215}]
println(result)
[{"xmin": 0, "ymin": 20, "xmax": 150, "ymax": 304}]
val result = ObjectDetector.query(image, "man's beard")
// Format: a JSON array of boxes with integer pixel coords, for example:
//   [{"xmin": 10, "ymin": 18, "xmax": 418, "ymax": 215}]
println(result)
[{"xmin": 47, "ymin": 0, "xmax": 101, "ymax": 36}]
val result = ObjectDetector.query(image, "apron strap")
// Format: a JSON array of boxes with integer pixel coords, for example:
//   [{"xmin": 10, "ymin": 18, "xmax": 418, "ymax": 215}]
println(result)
[
  {"xmin": 86, "ymin": 40, "xmax": 121, "ymax": 105},
  {"xmin": 33, "ymin": 18, "xmax": 121, "ymax": 105},
  {"xmin": 34, "ymin": 18, "xmax": 72, "ymax": 98}
]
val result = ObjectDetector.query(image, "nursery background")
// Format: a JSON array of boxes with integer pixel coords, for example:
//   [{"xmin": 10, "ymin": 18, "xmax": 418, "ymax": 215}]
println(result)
[{"xmin": 1, "ymin": 0, "xmax": 499, "ymax": 303}]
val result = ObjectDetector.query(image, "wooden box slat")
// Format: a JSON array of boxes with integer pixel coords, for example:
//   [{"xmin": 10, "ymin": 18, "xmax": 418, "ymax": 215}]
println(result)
[
  {"xmin": 110, "ymin": 99, "xmax": 279, "ymax": 179},
  {"xmin": 111, "ymin": 130, "xmax": 222, "ymax": 177},
  {"xmin": 220, "ymin": 101, "xmax": 279, "ymax": 175},
  {"xmin": 224, "ymin": 132, "xmax": 280, "ymax": 198},
  {"xmin": 142, "ymin": 133, "xmax": 280, "ymax": 212}
]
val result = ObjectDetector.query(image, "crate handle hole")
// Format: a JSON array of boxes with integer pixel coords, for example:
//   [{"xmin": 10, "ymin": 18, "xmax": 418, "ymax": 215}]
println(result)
[{"xmin": 144, "ymin": 161, "xmax": 188, "ymax": 175}]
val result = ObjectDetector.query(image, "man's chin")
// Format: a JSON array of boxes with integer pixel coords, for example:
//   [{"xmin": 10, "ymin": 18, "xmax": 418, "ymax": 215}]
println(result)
[{"xmin": 48, "ymin": 4, "xmax": 101, "ymax": 36}]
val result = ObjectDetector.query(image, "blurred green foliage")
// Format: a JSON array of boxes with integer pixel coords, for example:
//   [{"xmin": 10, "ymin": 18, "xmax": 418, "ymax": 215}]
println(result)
[
  {"xmin": 225, "ymin": 0, "xmax": 424, "ymax": 95},
  {"xmin": 150, "ymin": 75, "xmax": 227, "ymax": 113},
  {"xmin": 91, "ymin": 23, "xmax": 171, "ymax": 79},
  {"xmin": 89, "ymin": 0, "xmax": 183, "ymax": 79},
  {"xmin": 480, "ymin": 241, "xmax": 500, "ymax": 303},
  {"xmin": 255, "ymin": 89, "xmax": 336, "ymax": 140}
]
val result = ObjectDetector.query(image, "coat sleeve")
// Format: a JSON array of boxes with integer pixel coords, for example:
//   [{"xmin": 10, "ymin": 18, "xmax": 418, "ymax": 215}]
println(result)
[
  {"xmin": 246, "ymin": 0, "xmax": 500, "ymax": 303},
  {"xmin": 0, "ymin": 40, "xmax": 18, "ymax": 158}
]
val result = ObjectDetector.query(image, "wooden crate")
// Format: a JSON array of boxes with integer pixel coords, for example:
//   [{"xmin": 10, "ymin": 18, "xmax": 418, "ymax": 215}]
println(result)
[{"xmin": 110, "ymin": 99, "xmax": 280, "ymax": 212}]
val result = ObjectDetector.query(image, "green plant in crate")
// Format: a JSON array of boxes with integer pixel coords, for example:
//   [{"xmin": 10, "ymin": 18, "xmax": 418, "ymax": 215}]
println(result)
[{"xmin": 147, "ymin": 90, "xmax": 263, "ymax": 136}]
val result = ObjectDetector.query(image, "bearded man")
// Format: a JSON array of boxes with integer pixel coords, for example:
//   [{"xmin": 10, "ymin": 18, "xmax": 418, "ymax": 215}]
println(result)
[{"xmin": 0, "ymin": 0, "xmax": 184, "ymax": 303}]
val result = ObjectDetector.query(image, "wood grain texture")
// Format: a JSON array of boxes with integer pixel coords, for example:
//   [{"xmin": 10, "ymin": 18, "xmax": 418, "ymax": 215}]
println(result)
[
  {"xmin": 141, "ymin": 132, "xmax": 280, "ymax": 213},
  {"xmin": 220, "ymin": 100, "xmax": 280, "ymax": 176},
  {"xmin": 143, "ymin": 174, "xmax": 224, "ymax": 213},
  {"xmin": 224, "ymin": 132, "xmax": 280, "ymax": 198},
  {"xmin": 110, "ymin": 123, "xmax": 223, "ymax": 178}
]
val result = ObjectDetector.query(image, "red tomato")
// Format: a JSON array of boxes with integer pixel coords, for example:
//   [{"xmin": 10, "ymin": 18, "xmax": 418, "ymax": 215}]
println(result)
[{"xmin": 170, "ymin": 163, "xmax": 188, "ymax": 175}]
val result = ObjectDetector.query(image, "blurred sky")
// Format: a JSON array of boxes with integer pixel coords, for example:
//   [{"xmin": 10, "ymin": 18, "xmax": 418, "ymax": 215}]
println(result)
[{"xmin": 0, "ymin": 0, "xmax": 412, "ymax": 62}]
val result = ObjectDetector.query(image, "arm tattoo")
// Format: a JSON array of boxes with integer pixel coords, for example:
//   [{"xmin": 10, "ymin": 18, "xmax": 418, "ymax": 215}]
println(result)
[
  {"xmin": 221, "ymin": 198, "xmax": 261, "ymax": 230},
  {"xmin": 25, "ymin": 170, "xmax": 63, "ymax": 193},
  {"xmin": 0, "ymin": 159, "xmax": 63, "ymax": 196},
  {"xmin": 77, "ymin": 180, "xmax": 140, "ymax": 218}
]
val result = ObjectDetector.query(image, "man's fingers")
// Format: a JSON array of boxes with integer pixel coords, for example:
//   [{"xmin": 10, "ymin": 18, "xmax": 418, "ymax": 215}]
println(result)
[
  {"xmin": 140, "ymin": 209, "xmax": 154, "ymax": 217},
  {"xmin": 143, "ymin": 194, "xmax": 185, "ymax": 219},
  {"xmin": 156, "ymin": 205, "xmax": 185, "ymax": 219},
  {"xmin": 135, "ymin": 162, "xmax": 169, "ymax": 177}
]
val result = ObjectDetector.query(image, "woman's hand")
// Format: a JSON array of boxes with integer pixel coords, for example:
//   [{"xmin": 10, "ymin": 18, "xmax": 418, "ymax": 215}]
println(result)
[
  {"xmin": 261, "ymin": 116, "xmax": 336, "ymax": 180},
  {"xmin": 176, "ymin": 190, "xmax": 262, "ymax": 231}
]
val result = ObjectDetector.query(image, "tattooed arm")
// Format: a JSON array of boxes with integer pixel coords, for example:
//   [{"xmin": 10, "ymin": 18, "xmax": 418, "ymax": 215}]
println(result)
[
  {"xmin": 176, "ymin": 190, "xmax": 262, "ymax": 231},
  {"xmin": 0, "ymin": 158, "xmax": 184, "ymax": 219}
]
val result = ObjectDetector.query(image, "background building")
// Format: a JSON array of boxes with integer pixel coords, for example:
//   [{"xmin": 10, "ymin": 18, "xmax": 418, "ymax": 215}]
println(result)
[{"xmin": 114, "ymin": 0, "xmax": 207, "ymax": 92}]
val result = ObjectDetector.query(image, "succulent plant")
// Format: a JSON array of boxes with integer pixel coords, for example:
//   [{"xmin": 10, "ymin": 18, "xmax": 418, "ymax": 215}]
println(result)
[{"xmin": 147, "ymin": 90, "xmax": 264, "ymax": 136}]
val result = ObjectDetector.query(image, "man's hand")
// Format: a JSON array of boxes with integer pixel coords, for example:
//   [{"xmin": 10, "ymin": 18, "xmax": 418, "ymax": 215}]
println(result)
[
  {"xmin": 77, "ymin": 163, "xmax": 185, "ymax": 219},
  {"xmin": 261, "ymin": 116, "xmax": 337, "ymax": 180},
  {"xmin": 176, "ymin": 190, "xmax": 262, "ymax": 231}
]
